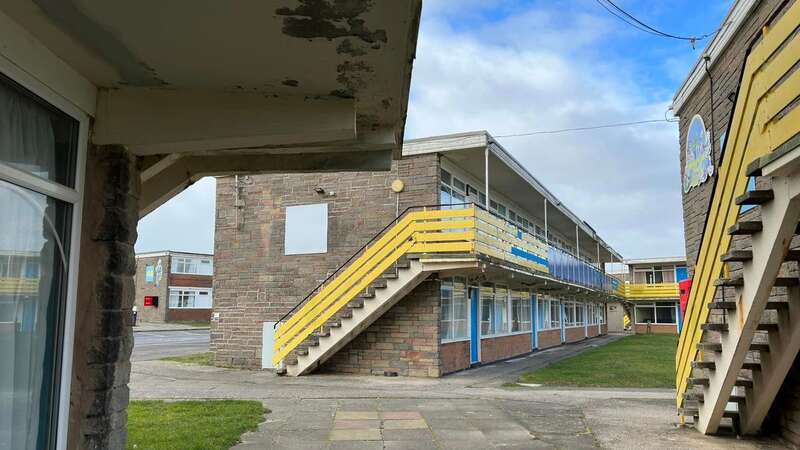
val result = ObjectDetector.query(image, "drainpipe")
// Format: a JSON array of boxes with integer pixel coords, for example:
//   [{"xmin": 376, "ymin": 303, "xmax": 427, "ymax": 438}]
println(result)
[
  {"xmin": 531, "ymin": 292, "xmax": 538, "ymax": 351},
  {"xmin": 543, "ymin": 198, "xmax": 548, "ymax": 243},
  {"xmin": 703, "ymin": 55, "xmax": 717, "ymax": 168},
  {"xmin": 576, "ymin": 225, "xmax": 580, "ymax": 284}
]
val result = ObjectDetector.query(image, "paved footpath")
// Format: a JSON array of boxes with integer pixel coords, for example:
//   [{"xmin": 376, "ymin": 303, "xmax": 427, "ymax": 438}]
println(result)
[{"xmin": 130, "ymin": 335, "xmax": 787, "ymax": 449}]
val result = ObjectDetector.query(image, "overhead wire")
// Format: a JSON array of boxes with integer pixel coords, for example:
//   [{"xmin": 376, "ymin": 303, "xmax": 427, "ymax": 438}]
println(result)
[
  {"xmin": 493, "ymin": 118, "xmax": 676, "ymax": 138},
  {"xmin": 596, "ymin": 0, "xmax": 720, "ymax": 47}
]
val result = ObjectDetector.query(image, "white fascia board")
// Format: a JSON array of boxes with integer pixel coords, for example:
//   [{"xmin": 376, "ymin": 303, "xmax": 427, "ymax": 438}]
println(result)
[
  {"xmin": 624, "ymin": 256, "xmax": 687, "ymax": 266},
  {"xmin": 671, "ymin": 0, "xmax": 757, "ymax": 114},
  {"xmin": 402, "ymin": 131, "xmax": 489, "ymax": 156}
]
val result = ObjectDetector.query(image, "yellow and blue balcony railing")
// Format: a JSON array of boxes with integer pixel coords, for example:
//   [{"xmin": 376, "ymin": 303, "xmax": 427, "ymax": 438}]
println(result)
[
  {"xmin": 676, "ymin": 1, "xmax": 800, "ymax": 409},
  {"xmin": 0, "ymin": 277, "xmax": 39, "ymax": 296},
  {"xmin": 273, "ymin": 203, "xmax": 628, "ymax": 366},
  {"xmin": 623, "ymin": 283, "xmax": 680, "ymax": 300}
]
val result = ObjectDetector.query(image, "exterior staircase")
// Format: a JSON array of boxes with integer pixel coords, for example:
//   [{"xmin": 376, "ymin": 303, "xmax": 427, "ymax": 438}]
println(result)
[
  {"xmin": 281, "ymin": 255, "xmax": 474, "ymax": 376},
  {"xmin": 272, "ymin": 207, "xmax": 479, "ymax": 375},
  {"xmin": 676, "ymin": 2, "xmax": 800, "ymax": 435}
]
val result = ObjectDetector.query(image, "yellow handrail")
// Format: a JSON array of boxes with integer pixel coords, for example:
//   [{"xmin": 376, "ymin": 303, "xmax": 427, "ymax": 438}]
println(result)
[
  {"xmin": 676, "ymin": 4, "xmax": 800, "ymax": 408},
  {"xmin": 273, "ymin": 207, "xmax": 477, "ymax": 365}
]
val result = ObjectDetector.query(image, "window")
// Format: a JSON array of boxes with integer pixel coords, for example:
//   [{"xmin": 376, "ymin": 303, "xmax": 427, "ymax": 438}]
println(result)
[
  {"xmin": 508, "ymin": 210, "xmax": 517, "ymax": 223},
  {"xmin": 169, "ymin": 289, "xmax": 213, "ymax": 309},
  {"xmin": 440, "ymin": 168, "xmax": 452, "ymax": 185},
  {"xmin": 635, "ymin": 302, "xmax": 676, "ymax": 324},
  {"xmin": 284, "ymin": 203, "xmax": 328, "ymax": 255},
  {"xmin": 480, "ymin": 286, "xmax": 495, "ymax": 336},
  {"xmin": 550, "ymin": 299, "xmax": 561, "ymax": 329},
  {"xmin": 537, "ymin": 298, "xmax": 551, "ymax": 330},
  {"xmin": 172, "ymin": 257, "xmax": 197, "ymax": 274},
  {"xmin": 564, "ymin": 301, "xmax": 584, "ymax": 327},
  {"xmin": 493, "ymin": 285, "xmax": 509, "ymax": 335},
  {"xmin": 588, "ymin": 303, "xmax": 596, "ymax": 325},
  {"xmin": 511, "ymin": 290, "xmax": 531, "ymax": 332},
  {"xmin": 0, "ymin": 73, "xmax": 81, "ymax": 449},
  {"xmin": 634, "ymin": 265, "xmax": 677, "ymax": 284},
  {"xmin": 440, "ymin": 277, "xmax": 468, "ymax": 341}
]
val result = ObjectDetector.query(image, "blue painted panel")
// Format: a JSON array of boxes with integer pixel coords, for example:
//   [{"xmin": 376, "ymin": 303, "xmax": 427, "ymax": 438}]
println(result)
[
  {"xmin": 676, "ymin": 267, "xmax": 688, "ymax": 281},
  {"xmin": 470, "ymin": 288, "xmax": 479, "ymax": 364},
  {"xmin": 511, "ymin": 246, "xmax": 549, "ymax": 268}
]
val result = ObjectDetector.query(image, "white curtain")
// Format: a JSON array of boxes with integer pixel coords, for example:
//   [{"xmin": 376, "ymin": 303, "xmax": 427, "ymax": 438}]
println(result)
[
  {"xmin": 0, "ymin": 79, "xmax": 63, "ymax": 450},
  {"xmin": 0, "ymin": 80, "xmax": 55, "ymax": 179}
]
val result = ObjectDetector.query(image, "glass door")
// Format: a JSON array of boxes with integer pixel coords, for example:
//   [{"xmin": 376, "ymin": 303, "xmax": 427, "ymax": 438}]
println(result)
[{"xmin": 0, "ymin": 72, "xmax": 82, "ymax": 450}]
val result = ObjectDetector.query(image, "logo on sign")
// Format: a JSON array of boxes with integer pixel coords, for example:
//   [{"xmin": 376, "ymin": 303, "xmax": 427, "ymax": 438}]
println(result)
[
  {"xmin": 145, "ymin": 264, "xmax": 155, "ymax": 283},
  {"xmin": 683, "ymin": 114, "xmax": 714, "ymax": 193}
]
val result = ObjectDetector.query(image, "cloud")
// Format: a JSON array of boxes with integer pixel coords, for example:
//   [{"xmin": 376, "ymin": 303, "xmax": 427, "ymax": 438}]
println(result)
[
  {"xmin": 135, "ymin": 177, "xmax": 216, "ymax": 254},
  {"xmin": 406, "ymin": 4, "xmax": 687, "ymax": 258}
]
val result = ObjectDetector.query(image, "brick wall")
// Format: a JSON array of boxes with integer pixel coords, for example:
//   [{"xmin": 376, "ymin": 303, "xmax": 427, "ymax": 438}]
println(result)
[
  {"xmin": 133, "ymin": 255, "xmax": 167, "ymax": 322},
  {"xmin": 320, "ymin": 279, "xmax": 441, "ymax": 377},
  {"xmin": 211, "ymin": 154, "xmax": 439, "ymax": 369},
  {"xmin": 565, "ymin": 326, "xmax": 585, "ymax": 343},
  {"xmin": 441, "ymin": 340, "xmax": 471, "ymax": 374},
  {"xmin": 169, "ymin": 273, "xmax": 212, "ymax": 288},
  {"xmin": 538, "ymin": 329, "xmax": 561, "ymax": 349},
  {"xmin": 479, "ymin": 333, "xmax": 531, "ymax": 362}
]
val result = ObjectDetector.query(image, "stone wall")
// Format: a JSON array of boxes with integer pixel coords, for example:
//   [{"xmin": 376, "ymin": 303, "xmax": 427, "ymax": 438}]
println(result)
[
  {"xmin": 133, "ymin": 255, "xmax": 167, "ymax": 323},
  {"xmin": 319, "ymin": 279, "xmax": 441, "ymax": 377},
  {"xmin": 68, "ymin": 145, "xmax": 139, "ymax": 449},
  {"xmin": 211, "ymin": 154, "xmax": 439, "ymax": 369}
]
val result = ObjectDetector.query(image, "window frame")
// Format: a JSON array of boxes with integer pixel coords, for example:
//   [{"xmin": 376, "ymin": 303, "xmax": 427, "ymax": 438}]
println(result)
[
  {"xmin": 168, "ymin": 287, "xmax": 214, "ymax": 309},
  {"xmin": 634, "ymin": 301, "xmax": 677, "ymax": 325},
  {"xmin": 440, "ymin": 277, "xmax": 469, "ymax": 343},
  {"xmin": 0, "ymin": 55, "xmax": 91, "ymax": 450}
]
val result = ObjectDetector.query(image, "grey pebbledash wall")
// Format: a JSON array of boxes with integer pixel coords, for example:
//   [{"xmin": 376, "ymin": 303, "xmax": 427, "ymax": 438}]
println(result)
[
  {"xmin": 210, "ymin": 153, "xmax": 440, "ymax": 369},
  {"xmin": 675, "ymin": 0, "xmax": 800, "ymax": 443}
]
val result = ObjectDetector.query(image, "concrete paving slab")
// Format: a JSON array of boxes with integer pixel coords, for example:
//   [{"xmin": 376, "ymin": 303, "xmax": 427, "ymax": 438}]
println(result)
[
  {"xmin": 381, "ymin": 411, "xmax": 423, "ymax": 420},
  {"xmin": 333, "ymin": 419, "xmax": 380, "ymax": 429},
  {"xmin": 383, "ymin": 440, "xmax": 440, "ymax": 450},
  {"xmin": 382, "ymin": 419, "xmax": 428, "ymax": 430},
  {"xmin": 431, "ymin": 429, "xmax": 486, "ymax": 441},
  {"xmin": 335, "ymin": 411, "xmax": 379, "ymax": 420},
  {"xmin": 330, "ymin": 441, "xmax": 383, "ymax": 450},
  {"xmin": 328, "ymin": 429, "xmax": 382, "ymax": 441},
  {"xmin": 381, "ymin": 429, "xmax": 434, "ymax": 441}
]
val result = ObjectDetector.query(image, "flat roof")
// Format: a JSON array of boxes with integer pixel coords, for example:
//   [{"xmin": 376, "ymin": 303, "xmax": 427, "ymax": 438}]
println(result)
[
  {"xmin": 624, "ymin": 256, "xmax": 687, "ymax": 266},
  {"xmin": 403, "ymin": 131, "xmax": 624, "ymax": 262},
  {"xmin": 135, "ymin": 250, "xmax": 213, "ymax": 259}
]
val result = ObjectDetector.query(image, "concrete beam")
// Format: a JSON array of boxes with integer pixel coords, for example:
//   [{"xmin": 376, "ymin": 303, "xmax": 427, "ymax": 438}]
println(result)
[
  {"xmin": 94, "ymin": 89, "xmax": 356, "ymax": 155},
  {"xmin": 139, "ymin": 150, "xmax": 392, "ymax": 218}
]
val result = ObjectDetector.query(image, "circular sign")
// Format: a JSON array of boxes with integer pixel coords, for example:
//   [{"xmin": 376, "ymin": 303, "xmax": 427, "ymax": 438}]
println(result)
[{"xmin": 683, "ymin": 114, "xmax": 714, "ymax": 193}]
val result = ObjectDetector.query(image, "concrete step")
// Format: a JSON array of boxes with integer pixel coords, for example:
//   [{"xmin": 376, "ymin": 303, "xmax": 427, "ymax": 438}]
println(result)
[
  {"xmin": 692, "ymin": 361, "xmax": 716, "ymax": 370},
  {"xmin": 735, "ymin": 190, "xmax": 774, "ymax": 206},
  {"xmin": 702, "ymin": 323, "xmax": 728, "ymax": 332},
  {"xmin": 720, "ymin": 250, "xmax": 753, "ymax": 263},
  {"xmin": 696, "ymin": 342, "xmax": 770, "ymax": 352},
  {"xmin": 707, "ymin": 301, "xmax": 790, "ymax": 311},
  {"xmin": 741, "ymin": 362, "xmax": 761, "ymax": 371},
  {"xmin": 714, "ymin": 276, "xmax": 798, "ymax": 288},
  {"xmin": 685, "ymin": 392, "xmax": 746, "ymax": 404},
  {"xmin": 757, "ymin": 323, "xmax": 779, "ymax": 332},
  {"xmin": 728, "ymin": 221, "xmax": 762, "ymax": 236}
]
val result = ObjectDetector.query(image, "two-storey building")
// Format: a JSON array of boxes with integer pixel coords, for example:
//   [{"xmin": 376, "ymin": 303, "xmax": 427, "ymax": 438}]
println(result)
[
  {"xmin": 212, "ymin": 132, "xmax": 627, "ymax": 376},
  {"xmin": 619, "ymin": 257, "xmax": 688, "ymax": 334},
  {"xmin": 134, "ymin": 251, "xmax": 214, "ymax": 323}
]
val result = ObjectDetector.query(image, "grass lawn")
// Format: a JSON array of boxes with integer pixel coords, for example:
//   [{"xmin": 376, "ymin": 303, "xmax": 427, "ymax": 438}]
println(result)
[
  {"xmin": 160, "ymin": 352, "xmax": 212, "ymax": 365},
  {"xmin": 519, "ymin": 334, "xmax": 677, "ymax": 388},
  {"xmin": 127, "ymin": 400, "xmax": 267, "ymax": 450}
]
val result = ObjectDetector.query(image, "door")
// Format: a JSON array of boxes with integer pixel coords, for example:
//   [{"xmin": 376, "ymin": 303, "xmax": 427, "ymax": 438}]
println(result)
[{"xmin": 469, "ymin": 287, "xmax": 479, "ymax": 364}]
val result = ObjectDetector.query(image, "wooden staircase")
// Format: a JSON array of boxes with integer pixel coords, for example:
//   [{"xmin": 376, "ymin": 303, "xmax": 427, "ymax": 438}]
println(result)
[{"xmin": 681, "ymin": 162, "xmax": 800, "ymax": 434}]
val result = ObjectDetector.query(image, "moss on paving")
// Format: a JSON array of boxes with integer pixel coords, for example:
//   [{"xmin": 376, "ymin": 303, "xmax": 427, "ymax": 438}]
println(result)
[
  {"xmin": 127, "ymin": 400, "xmax": 267, "ymax": 450},
  {"xmin": 160, "ymin": 352, "xmax": 213, "ymax": 366},
  {"xmin": 519, "ymin": 334, "xmax": 677, "ymax": 388}
]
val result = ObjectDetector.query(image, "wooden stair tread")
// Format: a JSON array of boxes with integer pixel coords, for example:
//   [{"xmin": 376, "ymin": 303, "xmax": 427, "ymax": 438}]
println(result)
[
  {"xmin": 692, "ymin": 361, "xmax": 716, "ymax": 369},
  {"xmin": 708, "ymin": 302, "xmax": 737, "ymax": 310},
  {"xmin": 687, "ymin": 378, "xmax": 753, "ymax": 388},
  {"xmin": 735, "ymin": 190, "xmax": 774, "ymax": 206},
  {"xmin": 757, "ymin": 323, "xmax": 779, "ymax": 332},
  {"xmin": 742, "ymin": 362, "xmax": 761, "ymax": 371},
  {"xmin": 728, "ymin": 221, "xmax": 763, "ymax": 235},
  {"xmin": 714, "ymin": 277, "xmax": 798, "ymax": 288},
  {"xmin": 696, "ymin": 342, "xmax": 770, "ymax": 352},
  {"xmin": 720, "ymin": 250, "xmax": 752, "ymax": 262}
]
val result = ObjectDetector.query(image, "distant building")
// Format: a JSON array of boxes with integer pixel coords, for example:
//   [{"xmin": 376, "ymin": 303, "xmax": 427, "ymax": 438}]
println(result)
[
  {"xmin": 134, "ymin": 251, "xmax": 214, "ymax": 323},
  {"xmin": 621, "ymin": 257, "xmax": 688, "ymax": 334}
]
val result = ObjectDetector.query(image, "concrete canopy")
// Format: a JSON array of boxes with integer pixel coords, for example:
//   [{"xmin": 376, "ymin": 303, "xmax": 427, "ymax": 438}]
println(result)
[{"xmin": 0, "ymin": 0, "xmax": 422, "ymax": 214}]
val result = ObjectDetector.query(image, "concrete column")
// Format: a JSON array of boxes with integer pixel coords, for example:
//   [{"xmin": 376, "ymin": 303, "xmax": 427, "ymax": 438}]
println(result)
[{"xmin": 68, "ymin": 145, "xmax": 139, "ymax": 449}]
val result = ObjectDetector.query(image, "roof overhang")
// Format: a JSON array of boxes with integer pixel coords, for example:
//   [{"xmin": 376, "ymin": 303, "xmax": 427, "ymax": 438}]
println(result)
[
  {"xmin": 624, "ymin": 256, "xmax": 687, "ymax": 266},
  {"xmin": 403, "ymin": 131, "xmax": 624, "ymax": 263},
  {"xmin": 671, "ymin": 0, "xmax": 757, "ymax": 114},
  {"xmin": 0, "ymin": 0, "xmax": 422, "ymax": 158}
]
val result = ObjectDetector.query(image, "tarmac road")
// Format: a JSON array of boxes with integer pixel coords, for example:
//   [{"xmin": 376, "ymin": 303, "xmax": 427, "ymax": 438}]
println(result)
[{"xmin": 131, "ymin": 329, "xmax": 209, "ymax": 361}]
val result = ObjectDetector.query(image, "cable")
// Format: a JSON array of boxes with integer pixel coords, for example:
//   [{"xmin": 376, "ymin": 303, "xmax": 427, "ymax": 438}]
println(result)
[
  {"xmin": 493, "ymin": 118, "xmax": 675, "ymax": 138},
  {"xmin": 597, "ymin": 0, "xmax": 719, "ymax": 46}
]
